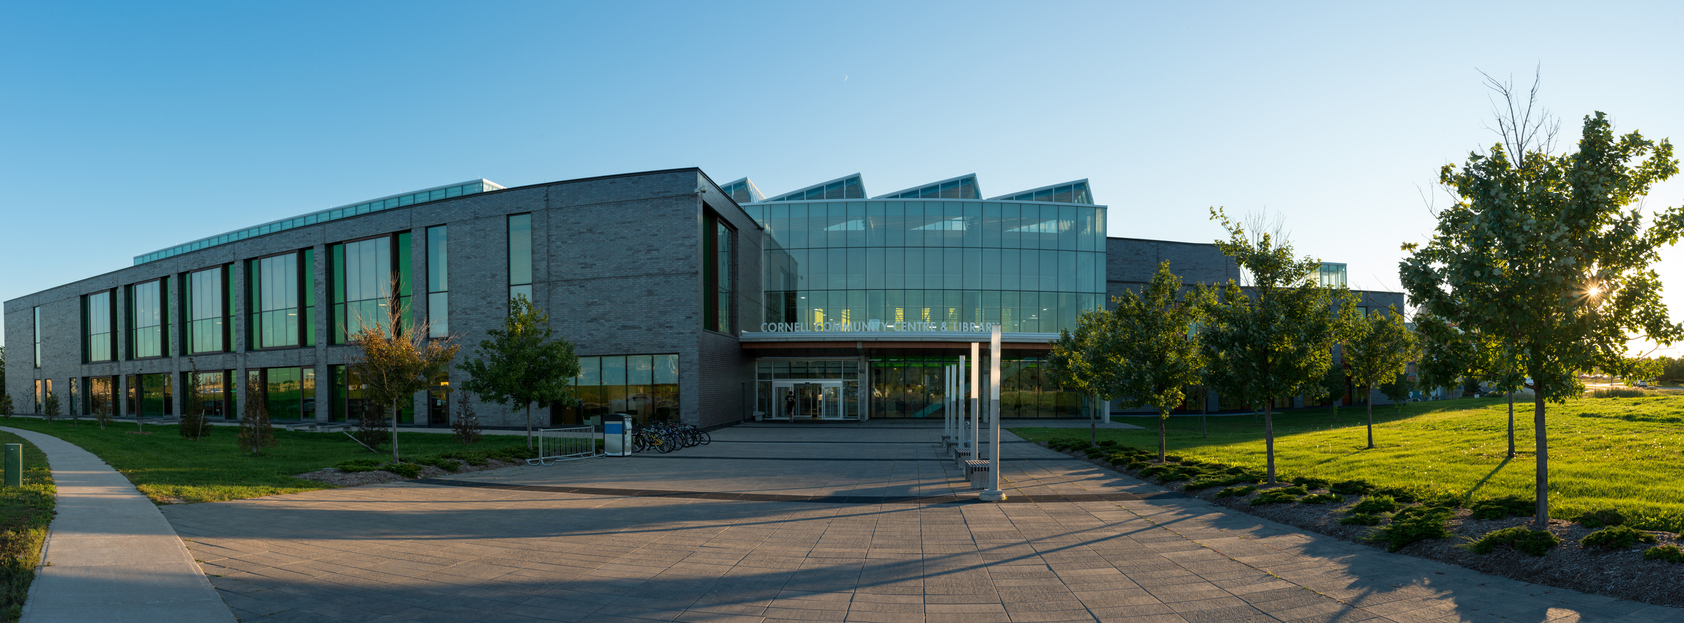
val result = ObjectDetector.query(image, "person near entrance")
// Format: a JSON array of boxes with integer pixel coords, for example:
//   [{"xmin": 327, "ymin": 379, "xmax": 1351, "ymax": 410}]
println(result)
[{"xmin": 784, "ymin": 392, "xmax": 796, "ymax": 420}]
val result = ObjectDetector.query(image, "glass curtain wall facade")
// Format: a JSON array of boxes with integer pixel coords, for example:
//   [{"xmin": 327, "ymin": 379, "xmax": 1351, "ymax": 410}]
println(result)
[
  {"xmin": 330, "ymin": 234, "xmax": 410, "ymax": 342},
  {"xmin": 427, "ymin": 226, "xmax": 448, "ymax": 337},
  {"xmin": 183, "ymin": 266, "xmax": 231, "ymax": 354},
  {"xmin": 249, "ymin": 251, "xmax": 315, "ymax": 349},
  {"xmin": 126, "ymin": 278, "xmax": 169, "ymax": 359},
  {"xmin": 126, "ymin": 374, "xmax": 172, "ymax": 417},
  {"xmin": 330, "ymin": 365, "xmax": 414, "ymax": 424},
  {"xmin": 508, "ymin": 214, "xmax": 532, "ymax": 302},
  {"xmin": 747, "ymin": 200, "xmax": 1106, "ymax": 333},
  {"xmin": 248, "ymin": 367, "xmax": 315, "ymax": 420},
  {"xmin": 556, "ymin": 355, "xmax": 680, "ymax": 426},
  {"xmin": 82, "ymin": 291, "xmax": 115, "ymax": 363}
]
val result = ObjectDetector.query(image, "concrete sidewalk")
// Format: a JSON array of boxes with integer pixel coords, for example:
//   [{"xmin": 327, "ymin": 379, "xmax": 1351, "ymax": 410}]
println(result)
[{"xmin": 0, "ymin": 427, "xmax": 236, "ymax": 623}]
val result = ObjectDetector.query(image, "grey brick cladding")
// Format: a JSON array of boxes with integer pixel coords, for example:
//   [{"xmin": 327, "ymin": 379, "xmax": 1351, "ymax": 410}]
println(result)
[{"xmin": 4, "ymin": 169, "xmax": 765, "ymax": 428}]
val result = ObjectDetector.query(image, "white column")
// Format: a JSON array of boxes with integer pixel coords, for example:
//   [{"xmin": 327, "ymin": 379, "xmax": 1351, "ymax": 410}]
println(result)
[
  {"xmin": 957, "ymin": 355, "xmax": 967, "ymax": 453},
  {"xmin": 945, "ymin": 365, "xmax": 954, "ymax": 444},
  {"xmin": 971, "ymin": 341, "xmax": 980, "ymax": 462},
  {"xmin": 981, "ymin": 324, "xmax": 1006, "ymax": 502}
]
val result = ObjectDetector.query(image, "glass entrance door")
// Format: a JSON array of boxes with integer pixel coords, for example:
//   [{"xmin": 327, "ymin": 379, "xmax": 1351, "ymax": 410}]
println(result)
[{"xmin": 773, "ymin": 381, "xmax": 844, "ymax": 420}]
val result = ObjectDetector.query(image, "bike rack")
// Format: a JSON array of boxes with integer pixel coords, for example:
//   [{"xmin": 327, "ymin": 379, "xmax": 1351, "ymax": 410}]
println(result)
[{"xmin": 528, "ymin": 426, "xmax": 603, "ymax": 466}]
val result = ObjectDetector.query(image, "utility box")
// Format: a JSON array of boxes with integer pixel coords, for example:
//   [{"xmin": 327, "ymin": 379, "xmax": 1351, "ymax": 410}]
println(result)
[
  {"xmin": 603, "ymin": 414, "xmax": 633, "ymax": 457},
  {"xmin": 965, "ymin": 460, "xmax": 990, "ymax": 490}
]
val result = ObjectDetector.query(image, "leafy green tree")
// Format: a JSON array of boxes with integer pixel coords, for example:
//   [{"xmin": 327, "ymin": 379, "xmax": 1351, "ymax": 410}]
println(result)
[
  {"xmin": 1201, "ymin": 209, "xmax": 1350, "ymax": 484},
  {"xmin": 1111, "ymin": 262, "xmax": 1209, "ymax": 462},
  {"xmin": 1321, "ymin": 361, "xmax": 1348, "ymax": 418},
  {"xmin": 179, "ymin": 361, "xmax": 211, "ymax": 440},
  {"xmin": 1401, "ymin": 108, "xmax": 1683, "ymax": 526},
  {"xmin": 459, "ymin": 295, "xmax": 581, "ymax": 450},
  {"xmin": 1343, "ymin": 306, "xmax": 1418, "ymax": 448},
  {"xmin": 1379, "ymin": 374, "xmax": 1414, "ymax": 413},
  {"xmin": 1048, "ymin": 308, "xmax": 1115, "ymax": 445},
  {"xmin": 0, "ymin": 394, "xmax": 11, "ymax": 418},
  {"xmin": 349, "ymin": 300, "xmax": 460, "ymax": 462}
]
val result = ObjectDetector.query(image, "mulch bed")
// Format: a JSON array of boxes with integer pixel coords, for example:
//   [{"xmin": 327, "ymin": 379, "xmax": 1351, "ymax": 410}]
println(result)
[
  {"xmin": 294, "ymin": 458, "xmax": 527, "ymax": 487},
  {"xmin": 1042, "ymin": 442, "xmax": 1684, "ymax": 608}
]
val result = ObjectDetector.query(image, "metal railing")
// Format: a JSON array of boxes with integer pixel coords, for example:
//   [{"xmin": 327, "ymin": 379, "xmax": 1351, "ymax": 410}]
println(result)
[{"xmin": 528, "ymin": 426, "xmax": 602, "ymax": 465}]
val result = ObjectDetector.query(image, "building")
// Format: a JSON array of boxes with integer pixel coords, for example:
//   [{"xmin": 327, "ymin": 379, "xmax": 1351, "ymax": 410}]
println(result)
[{"xmin": 3, "ymin": 169, "xmax": 1403, "ymax": 428}]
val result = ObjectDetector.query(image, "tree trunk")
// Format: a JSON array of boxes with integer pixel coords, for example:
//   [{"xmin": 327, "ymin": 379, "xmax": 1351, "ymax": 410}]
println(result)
[
  {"xmin": 1090, "ymin": 393, "xmax": 1097, "ymax": 445},
  {"xmin": 1365, "ymin": 385, "xmax": 1375, "ymax": 449},
  {"xmin": 1507, "ymin": 389, "xmax": 1516, "ymax": 459},
  {"xmin": 391, "ymin": 400, "xmax": 401, "ymax": 462},
  {"xmin": 526, "ymin": 403, "xmax": 534, "ymax": 450},
  {"xmin": 1534, "ymin": 391, "xmax": 1549, "ymax": 527},
  {"xmin": 1157, "ymin": 409, "xmax": 1168, "ymax": 463},
  {"xmin": 1264, "ymin": 402, "xmax": 1276, "ymax": 484}
]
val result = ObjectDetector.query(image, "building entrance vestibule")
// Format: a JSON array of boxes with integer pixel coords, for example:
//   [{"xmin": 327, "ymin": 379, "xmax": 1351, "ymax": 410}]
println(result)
[{"xmin": 773, "ymin": 381, "xmax": 844, "ymax": 420}]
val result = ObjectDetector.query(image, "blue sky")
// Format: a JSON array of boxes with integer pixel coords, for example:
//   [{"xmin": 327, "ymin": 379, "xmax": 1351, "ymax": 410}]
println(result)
[{"xmin": 4, "ymin": 1, "xmax": 1684, "ymax": 350}]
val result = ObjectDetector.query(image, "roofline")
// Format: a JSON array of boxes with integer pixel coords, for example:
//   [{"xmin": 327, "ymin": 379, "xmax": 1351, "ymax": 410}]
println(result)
[
  {"xmin": 987, "ymin": 178, "xmax": 1090, "ymax": 201},
  {"xmin": 871, "ymin": 173, "xmax": 977, "ymax": 199},
  {"xmin": 761, "ymin": 173, "xmax": 864, "ymax": 202}
]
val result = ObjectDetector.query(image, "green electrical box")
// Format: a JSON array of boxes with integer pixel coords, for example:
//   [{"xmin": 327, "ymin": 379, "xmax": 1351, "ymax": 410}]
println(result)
[{"xmin": 4, "ymin": 444, "xmax": 20, "ymax": 487}]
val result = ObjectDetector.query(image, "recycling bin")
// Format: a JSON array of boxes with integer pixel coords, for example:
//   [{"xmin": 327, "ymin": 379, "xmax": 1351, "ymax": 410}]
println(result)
[{"xmin": 603, "ymin": 414, "xmax": 633, "ymax": 456}]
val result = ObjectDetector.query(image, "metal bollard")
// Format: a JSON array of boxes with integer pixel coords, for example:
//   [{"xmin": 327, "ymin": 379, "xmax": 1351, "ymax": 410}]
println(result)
[{"xmin": 5, "ymin": 444, "xmax": 20, "ymax": 487}]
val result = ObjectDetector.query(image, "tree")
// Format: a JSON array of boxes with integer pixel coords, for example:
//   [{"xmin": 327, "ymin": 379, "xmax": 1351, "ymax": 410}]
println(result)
[
  {"xmin": 1401, "ymin": 91, "xmax": 1683, "ymax": 525},
  {"xmin": 1321, "ymin": 361, "xmax": 1348, "ymax": 418},
  {"xmin": 42, "ymin": 390, "xmax": 59, "ymax": 422},
  {"xmin": 1201, "ymin": 208, "xmax": 1350, "ymax": 484},
  {"xmin": 459, "ymin": 295, "xmax": 580, "ymax": 450},
  {"xmin": 92, "ymin": 386, "xmax": 111, "ymax": 430},
  {"xmin": 349, "ymin": 298, "xmax": 460, "ymax": 463},
  {"xmin": 1111, "ymin": 261, "xmax": 1208, "ymax": 462},
  {"xmin": 451, "ymin": 389, "xmax": 482, "ymax": 445},
  {"xmin": 236, "ymin": 383, "xmax": 276, "ymax": 455},
  {"xmin": 1343, "ymin": 306, "xmax": 1418, "ymax": 449},
  {"xmin": 1379, "ymin": 374, "xmax": 1414, "ymax": 414},
  {"xmin": 1048, "ymin": 308, "xmax": 1115, "ymax": 445},
  {"xmin": 0, "ymin": 394, "xmax": 11, "ymax": 418},
  {"xmin": 179, "ymin": 361, "xmax": 211, "ymax": 440}
]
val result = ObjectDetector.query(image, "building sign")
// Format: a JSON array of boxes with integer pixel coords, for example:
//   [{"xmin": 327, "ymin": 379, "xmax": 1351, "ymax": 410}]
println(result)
[{"xmin": 759, "ymin": 320, "xmax": 992, "ymax": 333}]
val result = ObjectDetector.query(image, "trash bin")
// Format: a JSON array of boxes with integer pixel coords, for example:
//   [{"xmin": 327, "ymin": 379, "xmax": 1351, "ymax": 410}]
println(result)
[
  {"xmin": 965, "ymin": 460, "xmax": 990, "ymax": 490},
  {"xmin": 603, "ymin": 414, "xmax": 633, "ymax": 457}
]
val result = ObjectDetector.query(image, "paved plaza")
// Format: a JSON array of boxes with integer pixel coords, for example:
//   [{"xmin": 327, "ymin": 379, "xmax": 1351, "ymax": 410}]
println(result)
[{"xmin": 155, "ymin": 423, "xmax": 1681, "ymax": 623}]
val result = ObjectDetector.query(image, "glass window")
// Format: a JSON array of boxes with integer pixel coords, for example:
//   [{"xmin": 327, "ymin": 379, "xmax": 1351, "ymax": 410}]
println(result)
[
  {"xmin": 250, "ymin": 253, "xmax": 303, "ymax": 349},
  {"xmin": 127, "ymin": 278, "xmax": 167, "ymax": 359},
  {"xmin": 428, "ymin": 225, "xmax": 449, "ymax": 338},
  {"xmin": 186, "ymin": 266, "xmax": 228, "ymax": 354},
  {"xmin": 509, "ymin": 213, "xmax": 532, "ymax": 302},
  {"xmin": 32, "ymin": 307, "xmax": 41, "ymax": 368},
  {"xmin": 83, "ymin": 291, "xmax": 114, "ymax": 363}
]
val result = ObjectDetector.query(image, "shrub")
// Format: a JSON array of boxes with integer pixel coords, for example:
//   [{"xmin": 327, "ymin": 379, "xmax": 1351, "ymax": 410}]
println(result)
[
  {"xmin": 1165, "ymin": 455, "xmax": 1183, "ymax": 463},
  {"xmin": 1469, "ymin": 526, "xmax": 1559, "ymax": 556},
  {"xmin": 351, "ymin": 406, "xmax": 392, "ymax": 451},
  {"xmin": 1574, "ymin": 508, "xmax": 1628, "ymax": 529},
  {"xmin": 1300, "ymin": 493, "xmax": 1342, "ymax": 504},
  {"xmin": 1580, "ymin": 525, "xmax": 1658, "ymax": 550},
  {"xmin": 1251, "ymin": 488, "xmax": 1305, "ymax": 506},
  {"xmin": 236, "ymin": 386, "xmax": 277, "ymax": 456},
  {"xmin": 1339, "ymin": 513, "xmax": 1383, "ymax": 526},
  {"xmin": 1289, "ymin": 476, "xmax": 1330, "ymax": 490},
  {"xmin": 1371, "ymin": 486, "xmax": 1420, "ymax": 504},
  {"xmin": 1329, "ymin": 480, "xmax": 1375, "ymax": 495},
  {"xmin": 1469, "ymin": 495, "xmax": 1534, "ymax": 520},
  {"xmin": 416, "ymin": 457, "xmax": 464, "ymax": 473},
  {"xmin": 451, "ymin": 390, "xmax": 482, "ymax": 446},
  {"xmin": 1084, "ymin": 448, "xmax": 1108, "ymax": 459},
  {"xmin": 1350, "ymin": 495, "xmax": 1400, "ymax": 515},
  {"xmin": 1185, "ymin": 471, "xmax": 1263, "ymax": 491},
  {"xmin": 0, "ymin": 393, "xmax": 12, "ymax": 418},
  {"xmin": 381, "ymin": 461, "xmax": 421, "ymax": 478},
  {"xmin": 1643, "ymin": 545, "xmax": 1684, "ymax": 563},
  {"xmin": 1590, "ymin": 387, "xmax": 1647, "ymax": 399},
  {"xmin": 1372, "ymin": 507, "xmax": 1454, "ymax": 552},
  {"xmin": 1217, "ymin": 485, "xmax": 1257, "ymax": 498},
  {"xmin": 336, "ymin": 459, "xmax": 382, "ymax": 473},
  {"xmin": 1125, "ymin": 461, "xmax": 1148, "ymax": 470},
  {"xmin": 1096, "ymin": 440, "xmax": 1117, "ymax": 448}
]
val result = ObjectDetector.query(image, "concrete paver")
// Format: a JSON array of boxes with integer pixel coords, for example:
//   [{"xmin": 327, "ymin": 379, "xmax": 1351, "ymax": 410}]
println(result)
[
  {"xmin": 151, "ymin": 423, "xmax": 1679, "ymax": 623},
  {"xmin": 0, "ymin": 426, "xmax": 237, "ymax": 623}
]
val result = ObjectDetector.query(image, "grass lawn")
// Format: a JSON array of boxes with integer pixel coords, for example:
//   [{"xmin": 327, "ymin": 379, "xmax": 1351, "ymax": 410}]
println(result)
[
  {"xmin": 1011, "ymin": 395, "xmax": 1684, "ymax": 531},
  {"xmin": 0, "ymin": 418, "xmax": 533, "ymax": 504},
  {"xmin": 0, "ymin": 432, "xmax": 53, "ymax": 623}
]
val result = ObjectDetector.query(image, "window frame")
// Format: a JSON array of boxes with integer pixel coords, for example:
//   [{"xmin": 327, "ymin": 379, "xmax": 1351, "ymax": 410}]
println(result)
[{"xmin": 246, "ymin": 249, "xmax": 312, "ymax": 351}]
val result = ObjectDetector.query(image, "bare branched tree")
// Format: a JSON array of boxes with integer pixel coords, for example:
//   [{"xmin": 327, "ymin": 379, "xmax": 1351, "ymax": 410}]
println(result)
[{"xmin": 1479, "ymin": 65, "xmax": 1560, "ymax": 159}]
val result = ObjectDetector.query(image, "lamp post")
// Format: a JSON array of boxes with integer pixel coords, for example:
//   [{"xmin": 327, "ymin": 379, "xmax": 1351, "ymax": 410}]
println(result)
[
  {"xmin": 970, "ymin": 341, "xmax": 980, "ymax": 462},
  {"xmin": 980, "ymin": 324, "xmax": 1006, "ymax": 502}
]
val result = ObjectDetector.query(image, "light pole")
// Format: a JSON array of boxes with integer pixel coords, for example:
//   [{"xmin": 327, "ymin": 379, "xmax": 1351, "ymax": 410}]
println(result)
[
  {"xmin": 970, "ymin": 341, "xmax": 980, "ymax": 462},
  {"xmin": 980, "ymin": 324, "xmax": 1006, "ymax": 502}
]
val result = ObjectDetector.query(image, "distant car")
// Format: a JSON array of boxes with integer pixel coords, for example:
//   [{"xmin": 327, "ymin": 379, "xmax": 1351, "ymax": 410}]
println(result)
[{"xmin": 1637, "ymin": 381, "xmax": 1649, "ymax": 388}]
